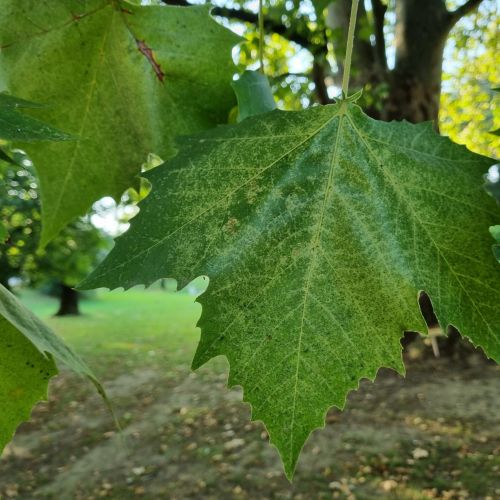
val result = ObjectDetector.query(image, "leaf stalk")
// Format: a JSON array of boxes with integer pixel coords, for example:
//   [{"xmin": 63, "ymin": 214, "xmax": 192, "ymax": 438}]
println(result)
[
  {"xmin": 341, "ymin": 0, "xmax": 360, "ymax": 98},
  {"xmin": 258, "ymin": 0, "xmax": 264, "ymax": 73}
]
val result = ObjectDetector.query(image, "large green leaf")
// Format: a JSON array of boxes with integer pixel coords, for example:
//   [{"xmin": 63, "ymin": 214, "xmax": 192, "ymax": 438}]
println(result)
[
  {"xmin": 0, "ymin": 0, "xmax": 239, "ymax": 245},
  {"xmin": 81, "ymin": 101, "xmax": 500, "ymax": 477},
  {"xmin": 0, "ymin": 284, "xmax": 105, "ymax": 451}
]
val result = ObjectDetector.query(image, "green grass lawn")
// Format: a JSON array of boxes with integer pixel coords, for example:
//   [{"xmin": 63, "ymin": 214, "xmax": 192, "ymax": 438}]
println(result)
[{"xmin": 19, "ymin": 281, "xmax": 212, "ymax": 379}]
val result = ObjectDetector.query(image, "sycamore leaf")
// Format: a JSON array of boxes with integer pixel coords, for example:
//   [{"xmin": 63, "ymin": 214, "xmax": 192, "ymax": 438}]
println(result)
[
  {"xmin": 81, "ymin": 102, "xmax": 500, "ymax": 477},
  {"xmin": 0, "ymin": 0, "xmax": 239, "ymax": 245},
  {"xmin": 232, "ymin": 71, "xmax": 276, "ymax": 122},
  {"xmin": 0, "ymin": 284, "xmax": 105, "ymax": 452},
  {"xmin": 0, "ymin": 93, "xmax": 71, "ymax": 142}
]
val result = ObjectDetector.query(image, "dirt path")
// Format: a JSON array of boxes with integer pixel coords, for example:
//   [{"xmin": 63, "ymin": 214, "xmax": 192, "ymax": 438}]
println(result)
[{"xmin": 1, "ymin": 354, "xmax": 499, "ymax": 499}]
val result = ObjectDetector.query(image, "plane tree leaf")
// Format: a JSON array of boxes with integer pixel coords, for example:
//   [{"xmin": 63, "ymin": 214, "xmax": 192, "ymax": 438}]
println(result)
[
  {"xmin": 80, "ymin": 101, "xmax": 500, "ymax": 477},
  {"xmin": 0, "ymin": 284, "xmax": 105, "ymax": 452},
  {"xmin": 0, "ymin": 0, "xmax": 239, "ymax": 245}
]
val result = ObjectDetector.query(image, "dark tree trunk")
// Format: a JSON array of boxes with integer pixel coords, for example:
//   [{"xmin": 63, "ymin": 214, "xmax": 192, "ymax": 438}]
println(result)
[
  {"xmin": 384, "ymin": 0, "xmax": 452, "ymax": 124},
  {"xmin": 326, "ymin": 0, "xmax": 454, "ymax": 124},
  {"xmin": 56, "ymin": 284, "xmax": 80, "ymax": 316}
]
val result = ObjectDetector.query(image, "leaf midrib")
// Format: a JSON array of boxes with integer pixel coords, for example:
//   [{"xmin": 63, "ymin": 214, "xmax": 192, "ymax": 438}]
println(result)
[
  {"xmin": 288, "ymin": 109, "xmax": 346, "ymax": 466},
  {"xmin": 47, "ymin": 7, "xmax": 114, "ymax": 236}
]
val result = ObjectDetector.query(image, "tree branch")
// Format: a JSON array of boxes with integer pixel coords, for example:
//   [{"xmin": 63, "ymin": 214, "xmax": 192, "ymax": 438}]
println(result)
[
  {"xmin": 162, "ymin": 0, "xmax": 331, "ymax": 103},
  {"xmin": 371, "ymin": 0, "xmax": 387, "ymax": 71},
  {"xmin": 448, "ymin": 0, "xmax": 484, "ymax": 27},
  {"xmin": 160, "ymin": 0, "xmax": 317, "ymax": 51}
]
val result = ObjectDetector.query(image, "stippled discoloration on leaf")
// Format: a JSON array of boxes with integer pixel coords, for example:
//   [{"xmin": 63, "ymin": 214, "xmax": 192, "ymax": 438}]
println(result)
[{"xmin": 81, "ymin": 102, "xmax": 500, "ymax": 477}]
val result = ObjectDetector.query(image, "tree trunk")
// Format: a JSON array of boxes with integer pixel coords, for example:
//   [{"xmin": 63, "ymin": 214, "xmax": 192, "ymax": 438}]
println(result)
[
  {"xmin": 326, "ymin": 0, "xmax": 452, "ymax": 123},
  {"xmin": 56, "ymin": 284, "xmax": 80, "ymax": 316},
  {"xmin": 384, "ymin": 0, "xmax": 451, "ymax": 124}
]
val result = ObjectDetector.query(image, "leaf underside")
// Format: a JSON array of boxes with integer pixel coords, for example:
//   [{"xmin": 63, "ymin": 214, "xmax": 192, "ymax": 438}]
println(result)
[
  {"xmin": 82, "ymin": 102, "xmax": 500, "ymax": 477},
  {"xmin": 0, "ymin": 0, "xmax": 239, "ymax": 244}
]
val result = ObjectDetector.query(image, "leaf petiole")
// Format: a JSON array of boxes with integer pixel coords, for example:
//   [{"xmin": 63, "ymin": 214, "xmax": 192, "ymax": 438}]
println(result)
[{"xmin": 341, "ymin": 0, "xmax": 360, "ymax": 98}]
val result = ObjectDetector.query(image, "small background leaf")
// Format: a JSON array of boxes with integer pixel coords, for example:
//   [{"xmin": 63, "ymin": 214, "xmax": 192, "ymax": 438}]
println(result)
[
  {"xmin": 490, "ymin": 225, "xmax": 500, "ymax": 261},
  {"xmin": 232, "ymin": 71, "xmax": 277, "ymax": 122}
]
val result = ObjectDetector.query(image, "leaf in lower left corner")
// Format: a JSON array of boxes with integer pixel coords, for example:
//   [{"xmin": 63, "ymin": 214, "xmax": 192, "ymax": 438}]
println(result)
[
  {"xmin": 0, "ymin": 315, "xmax": 58, "ymax": 452},
  {"xmin": 0, "ymin": 284, "xmax": 105, "ymax": 451}
]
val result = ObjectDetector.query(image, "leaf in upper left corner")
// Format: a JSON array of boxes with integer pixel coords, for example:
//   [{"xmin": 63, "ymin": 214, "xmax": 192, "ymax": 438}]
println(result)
[{"xmin": 0, "ymin": 0, "xmax": 240, "ymax": 246}]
